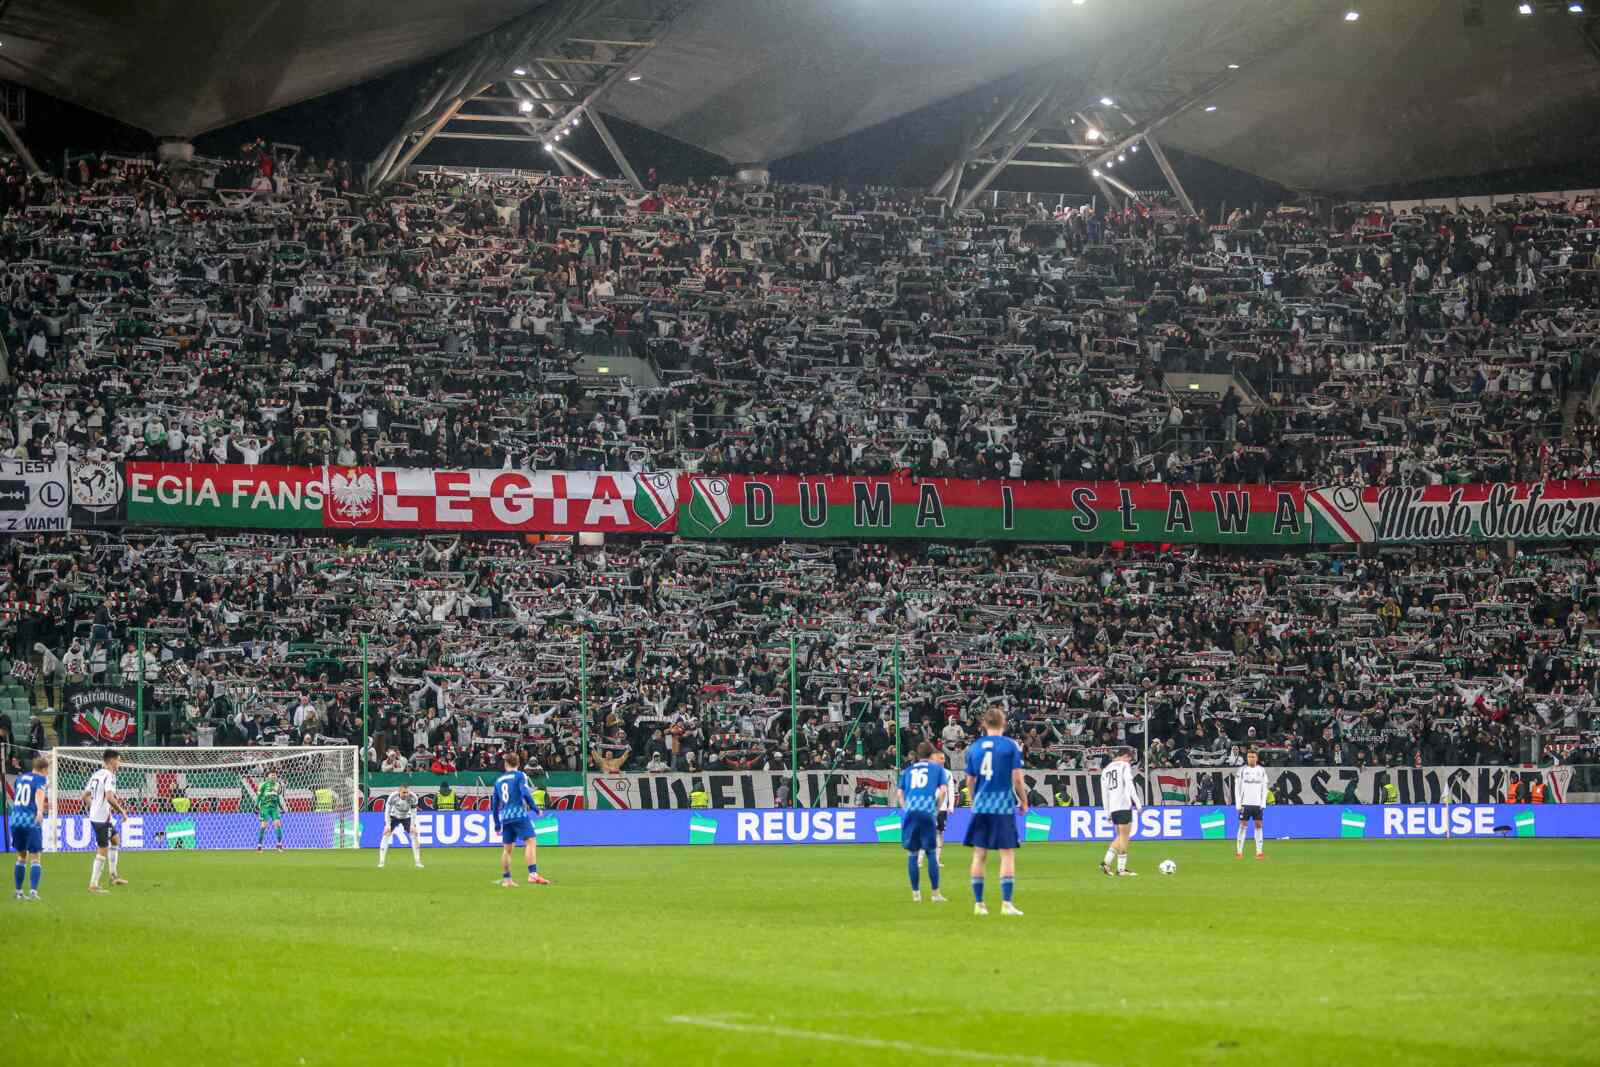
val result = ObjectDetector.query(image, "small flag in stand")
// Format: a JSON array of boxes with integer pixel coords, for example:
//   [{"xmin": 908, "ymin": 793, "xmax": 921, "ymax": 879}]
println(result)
[
  {"xmin": 1340, "ymin": 808, "xmax": 1367, "ymax": 838},
  {"xmin": 689, "ymin": 814, "xmax": 718, "ymax": 845}
]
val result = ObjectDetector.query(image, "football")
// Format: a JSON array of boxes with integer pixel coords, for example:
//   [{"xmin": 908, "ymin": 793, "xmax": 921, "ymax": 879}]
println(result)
[{"xmin": 1159, "ymin": 859, "xmax": 1178, "ymax": 875}]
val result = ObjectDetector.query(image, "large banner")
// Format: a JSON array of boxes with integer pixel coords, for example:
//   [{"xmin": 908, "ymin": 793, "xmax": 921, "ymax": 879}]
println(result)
[
  {"xmin": 588, "ymin": 770, "xmax": 900, "ymax": 809},
  {"xmin": 28, "ymin": 804, "xmax": 1600, "ymax": 852},
  {"xmin": 1152, "ymin": 765, "xmax": 1575, "ymax": 806},
  {"xmin": 64, "ymin": 685, "xmax": 139, "ymax": 743},
  {"xmin": 678, "ymin": 475, "xmax": 1308, "ymax": 543},
  {"xmin": 0, "ymin": 459, "xmax": 69, "ymax": 533},
  {"xmin": 112, "ymin": 463, "xmax": 677, "ymax": 534},
  {"xmin": 1308, "ymin": 481, "xmax": 1600, "ymax": 544},
  {"xmin": 320, "ymin": 467, "xmax": 677, "ymax": 533},
  {"xmin": 68, "ymin": 466, "xmax": 1600, "ymax": 545},
  {"xmin": 125, "ymin": 462, "xmax": 325, "ymax": 528}
]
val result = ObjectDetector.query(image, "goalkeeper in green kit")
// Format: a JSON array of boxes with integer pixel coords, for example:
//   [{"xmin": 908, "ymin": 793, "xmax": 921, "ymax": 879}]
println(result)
[{"xmin": 254, "ymin": 768, "xmax": 286, "ymax": 851}]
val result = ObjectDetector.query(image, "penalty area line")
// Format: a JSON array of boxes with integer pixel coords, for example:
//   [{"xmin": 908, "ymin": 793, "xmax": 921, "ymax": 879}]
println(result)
[{"xmin": 664, "ymin": 1015, "xmax": 1109, "ymax": 1067}]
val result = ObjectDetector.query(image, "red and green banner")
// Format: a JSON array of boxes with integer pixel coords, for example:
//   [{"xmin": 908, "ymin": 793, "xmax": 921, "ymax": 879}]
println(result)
[
  {"xmin": 125, "ymin": 463, "xmax": 325, "ymax": 529},
  {"xmin": 93, "ymin": 465, "xmax": 1600, "ymax": 545},
  {"xmin": 678, "ymin": 474, "xmax": 1309, "ymax": 543},
  {"xmin": 120, "ymin": 463, "xmax": 678, "ymax": 534}
]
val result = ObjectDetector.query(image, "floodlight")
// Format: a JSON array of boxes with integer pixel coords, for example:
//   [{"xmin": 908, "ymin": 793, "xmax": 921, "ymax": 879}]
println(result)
[
  {"xmin": 1085, "ymin": 128, "xmax": 1101, "ymax": 141},
  {"xmin": 1099, "ymin": 96, "xmax": 1114, "ymax": 106},
  {"xmin": 518, "ymin": 100, "xmax": 534, "ymax": 112},
  {"xmin": 513, "ymin": 67, "xmax": 527, "ymax": 76},
  {"xmin": 1344, "ymin": 7, "xmax": 1361, "ymax": 20}
]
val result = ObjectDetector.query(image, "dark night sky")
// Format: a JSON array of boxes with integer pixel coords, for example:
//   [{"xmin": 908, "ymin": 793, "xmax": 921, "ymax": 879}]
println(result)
[{"xmin": 15, "ymin": 51, "xmax": 1600, "ymax": 205}]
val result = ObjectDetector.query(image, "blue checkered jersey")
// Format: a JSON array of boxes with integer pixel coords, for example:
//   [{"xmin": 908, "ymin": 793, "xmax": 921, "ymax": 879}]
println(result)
[
  {"xmin": 491, "ymin": 770, "xmax": 536, "ymax": 827},
  {"xmin": 898, "ymin": 760, "xmax": 949, "ymax": 815},
  {"xmin": 965, "ymin": 735, "xmax": 1023, "ymax": 814},
  {"xmin": 9, "ymin": 772, "xmax": 45, "ymax": 828}
]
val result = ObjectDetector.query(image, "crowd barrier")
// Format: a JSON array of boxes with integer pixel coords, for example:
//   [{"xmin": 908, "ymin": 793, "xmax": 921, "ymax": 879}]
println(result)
[{"xmin": 18, "ymin": 804, "xmax": 1600, "ymax": 851}]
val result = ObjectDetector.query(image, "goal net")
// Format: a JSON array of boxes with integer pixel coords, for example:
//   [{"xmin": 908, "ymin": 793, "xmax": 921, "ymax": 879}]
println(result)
[{"xmin": 46, "ymin": 746, "xmax": 360, "ymax": 852}]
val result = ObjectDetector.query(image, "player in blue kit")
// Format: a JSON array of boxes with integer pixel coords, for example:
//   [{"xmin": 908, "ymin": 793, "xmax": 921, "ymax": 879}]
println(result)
[
  {"xmin": 963, "ymin": 706, "xmax": 1026, "ymax": 917},
  {"xmin": 895, "ymin": 742, "xmax": 949, "ymax": 903},
  {"xmin": 11, "ymin": 755, "xmax": 50, "ymax": 900},
  {"xmin": 490, "ymin": 752, "xmax": 549, "ymax": 887}
]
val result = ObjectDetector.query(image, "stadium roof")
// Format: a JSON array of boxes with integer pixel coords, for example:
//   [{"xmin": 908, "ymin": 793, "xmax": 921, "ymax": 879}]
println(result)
[{"xmin": 4, "ymin": 0, "xmax": 1600, "ymax": 193}]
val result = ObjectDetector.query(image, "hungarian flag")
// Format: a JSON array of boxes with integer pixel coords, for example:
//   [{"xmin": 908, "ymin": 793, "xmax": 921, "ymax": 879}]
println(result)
[
  {"xmin": 1157, "ymin": 775, "xmax": 1188, "ymax": 803},
  {"xmin": 689, "ymin": 814, "xmax": 718, "ymax": 845},
  {"xmin": 72, "ymin": 707, "xmax": 132, "ymax": 743}
]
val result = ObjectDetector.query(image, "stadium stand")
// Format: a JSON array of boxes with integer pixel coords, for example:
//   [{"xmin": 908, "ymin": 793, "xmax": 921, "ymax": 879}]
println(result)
[{"xmin": 2, "ymin": 151, "xmax": 1600, "ymax": 775}]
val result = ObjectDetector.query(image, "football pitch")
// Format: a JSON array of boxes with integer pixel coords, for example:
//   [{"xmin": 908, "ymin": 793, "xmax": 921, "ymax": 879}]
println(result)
[{"xmin": 14, "ymin": 840, "xmax": 1600, "ymax": 1066}]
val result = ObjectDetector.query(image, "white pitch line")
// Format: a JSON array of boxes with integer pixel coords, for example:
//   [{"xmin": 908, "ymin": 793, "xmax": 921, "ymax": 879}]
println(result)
[{"xmin": 664, "ymin": 1015, "xmax": 1109, "ymax": 1067}]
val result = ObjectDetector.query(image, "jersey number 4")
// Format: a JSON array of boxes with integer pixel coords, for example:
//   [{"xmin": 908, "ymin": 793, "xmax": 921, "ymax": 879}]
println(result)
[{"xmin": 979, "ymin": 752, "xmax": 994, "ymax": 781}]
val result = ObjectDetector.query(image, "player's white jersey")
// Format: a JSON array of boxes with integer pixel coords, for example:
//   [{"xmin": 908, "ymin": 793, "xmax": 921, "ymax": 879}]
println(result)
[
  {"xmin": 86, "ymin": 768, "xmax": 117, "ymax": 822},
  {"xmin": 1236, "ymin": 764, "xmax": 1269, "ymax": 807},
  {"xmin": 1099, "ymin": 760, "xmax": 1138, "ymax": 813},
  {"xmin": 939, "ymin": 771, "xmax": 956, "ymax": 812}
]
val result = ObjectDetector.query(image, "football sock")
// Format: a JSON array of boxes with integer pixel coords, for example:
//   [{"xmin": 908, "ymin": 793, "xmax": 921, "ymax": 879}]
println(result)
[
  {"xmin": 258, "ymin": 825, "xmax": 265, "ymax": 845},
  {"xmin": 971, "ymin": 876, "xmax": 984, "ymax": 903},
  {"xmin": 30, "ymin": 863, "xmax": 41, "ymax": 891},
  {"xmin": 12, "ymin": 862, "xmax": 22, "ymax": 892},
  {"xmin": 108, "ymin": 847, "xmax": 119, "ymax": 877},
  {"xmin": 1103, "ymin": 846, "xmax": 1116, "ymax": 867},
  {"xmin": 928, "ymin": 856, "xmax": 940, "ymax": 891},
  {"xmin": 502, "ymin": 864, "xmax": 511, "ymax": 879},
  {"xmin": 1254, "ymin": 826, "xmax": 1264, "ymax": 854},
  {"xmin": 1116, "ymin": 853, "xmax": 1127, "ymax": 873},
  {"xmin": 528, "ymin": 864, "xmax": 537, "ymax": 876},
  {"xmin": 1001, "ymin": 876, "xmax": 1015, "ymax": 903},
  {"xmin": 276, "ymin": 824, "xmax": 284, "ymax": 845},
  {"xmin": 1236, "ymin": 826, "xmax": 1247, "ymax": 853},
  {"xmin": 91, "ymin": 855, "xmax": 105, "ymax": 887},
  {"xmin": 908, "ymin": 854, "xmax": 921, "ymax": 892},
  {"xmin": 379, "ymin": 839, "xmax": 389, "ymax": 863},
  {"xmin": 411, "ymin": 839, "xmax": 421, "ymax": 862}
]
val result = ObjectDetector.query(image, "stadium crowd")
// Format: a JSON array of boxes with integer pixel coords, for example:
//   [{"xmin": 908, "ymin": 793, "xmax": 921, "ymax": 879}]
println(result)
[
  {"xmin": 1, "ymin": 151, "xmax": 1600, "ymax": 775},
  {"xmin": 0, "ymin": 153, "xmax": 1597, "ymax": 484},
  {"xmin": 4, "ymin": 531, "xmax": 1599, "ymax": 775}
]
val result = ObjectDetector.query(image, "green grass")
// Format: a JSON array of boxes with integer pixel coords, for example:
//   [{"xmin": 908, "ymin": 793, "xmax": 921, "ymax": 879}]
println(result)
[{"xmin": 13, "ymin": 840, "xmax": 1600, "ymax": 1066}]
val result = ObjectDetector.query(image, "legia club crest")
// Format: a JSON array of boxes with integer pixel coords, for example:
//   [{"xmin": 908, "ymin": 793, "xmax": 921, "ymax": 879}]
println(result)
[{"xmin": 631, "ymin": 472, "xmax": 678, "ymax": 529}]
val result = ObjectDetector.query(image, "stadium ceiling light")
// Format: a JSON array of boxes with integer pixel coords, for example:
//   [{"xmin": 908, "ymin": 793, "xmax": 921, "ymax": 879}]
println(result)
[
  {"xmin": 512, "ymin": 67, "xmax": 527, "ymax": 76},
  {"xmin": 518, "ymin": 99, "xmax": 534, "ymax": 112},
  {"xmin": 1099, "ymin": 96, "xmax": 1114, "ymax": 106},
  {"xmin": 1117, "ymin": 153, "xmax": 1126, "ymax": 162},
  {"xmin": 1085, "ymin": 127, "xmax": 1101, "ymax": 141},
  {"xmin": 626, "ymin": 73, "xmax": 642, "ymax": 81},
  {"xmin": 1517, "ymin": 1, "xmax": 1533, "ymax": 10},
  {"xmin": 1569, "ymin": 1, "xmax": 1584, "ymax": 11},
  {"xmin": 1205, "ymin": 105, "xmax": 1219, "ymax": 112},
  {"xmin": 1130, "ymin": 144, "xmax": 1139, "ymax": 152},
  {"xmin": 1072, "ymin": 0, "xmax": 1087, "ymax": 5},
  {"xmin": 543, "ymin": 143, "xmax": 553, "ymax": 151},
  {"xmin": 1227, "ymin": 63, "xmax": 1240, "ymax": 69},
  {"xmin": 1090, "ymin": 168, "xmax": 1101, "ymax": 177},
  {"xmin": 1344, "ymin": 6, "xmax": 1361, "ymax": 20}
]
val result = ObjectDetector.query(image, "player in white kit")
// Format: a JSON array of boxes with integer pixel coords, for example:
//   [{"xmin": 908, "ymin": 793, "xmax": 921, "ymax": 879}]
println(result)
[
  {"xmin": 932, "ymin": 750, "xmax": 955, "ymax": 864},
  {"xmin": 1098, "ymin": 747, "xmax": 1140, "ymax": 877},
  {"xmin": 1235, "ymin": 748, "xmax": 1269, "ymax": 860},
  {"xmin": 82, "ymin": 749, "xmax": 129, "ymax": 893}
]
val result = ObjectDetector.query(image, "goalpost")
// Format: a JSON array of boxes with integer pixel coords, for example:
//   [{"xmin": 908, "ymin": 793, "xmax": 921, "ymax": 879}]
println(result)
[{"xmin": 45, "ymin": 746, "xmax": 361, "ymax": 853}]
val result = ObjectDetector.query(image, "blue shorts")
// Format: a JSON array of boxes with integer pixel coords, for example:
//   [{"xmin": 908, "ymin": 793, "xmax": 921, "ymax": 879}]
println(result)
[
  {"xmin": 963, "ymin": 812, "xmax": 1020, "ymax": 851},
  {"xmin": 10, "ymin": 825, "xmax": 43, "ymax": 855},
  {"xmin": 901, "ymin": 812, "xmax": 938, "ymax": 854},
  {"xmin": 500, "ymin": 818, "xmax": 535, "ymax": 845}
]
